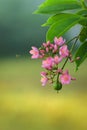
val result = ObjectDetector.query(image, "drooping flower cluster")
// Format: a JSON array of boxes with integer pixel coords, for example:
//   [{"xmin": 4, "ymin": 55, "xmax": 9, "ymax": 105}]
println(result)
[{"xmin": 29, "ymin": 36, "xmax": 78, "ymax": 91}]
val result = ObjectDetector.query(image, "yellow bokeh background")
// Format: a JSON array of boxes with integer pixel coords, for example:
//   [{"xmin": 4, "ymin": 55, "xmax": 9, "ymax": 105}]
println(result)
[{"xmin": 0, "ymin": 58, "xmax": 87, "ymax": 130}]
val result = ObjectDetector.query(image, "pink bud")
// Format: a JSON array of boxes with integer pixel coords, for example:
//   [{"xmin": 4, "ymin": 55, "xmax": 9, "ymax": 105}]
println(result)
[
  {"xmin": 47, "ymin": 41, "xmax": 50, "ymax": 46},
  {"xmin": 53, "ymin": 44, "xmax": 58, "ymax": 53},
  {"xmin": 39, "ymin": 49, "xmax": 45, "ymax": 57},
  {"xmin": 41, "ymin": 71, "xmax": 47, "ymax": 77},
  {"xmin": 39, "ymin": 49, "xmax": 45, "ymax": 54},
  {"xmin": 43, "ymin": 43, "xmax": 47, "ymax": 47},
  {"xmin": 46, "ymin": 47, "xmax": 49, "ymax": 52}
]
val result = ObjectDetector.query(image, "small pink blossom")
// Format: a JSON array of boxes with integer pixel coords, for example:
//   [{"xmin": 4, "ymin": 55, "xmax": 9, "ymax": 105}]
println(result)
[
  {"xmin": 60, "ymin": 70, "xmax": 71, "ymax": 85},
  {"xmin": 54, "ymin": 55, "xmax": 62, "ymax": 64},
  {"xmin": 43, "ymin": 43, "xmax": 47, "ymax": 47},
  {"xmin": 41, "ymin": 71, "xmax": 47, "ymax": 77},
  {"xmin": 29, "ymin": 46, "xmax": 39, "ymax": 59},
  {"xmin": 41, "ymin": 72, "xmax": 48, "ymax": 86},
  {"xmin": 42, "ymin": 57, "xmax": 54, "ymax": 70},
  {"xmin": 59, "ymin": 45, "xmax": 69, "ymax": 58},
  {"xmin": 54, "ymin": 36, "xmax": 65, "ymax": 46}
]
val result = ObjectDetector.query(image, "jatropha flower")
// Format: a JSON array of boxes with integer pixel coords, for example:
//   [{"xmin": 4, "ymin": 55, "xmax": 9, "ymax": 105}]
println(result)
[
  {"xmin": 29, "ymin": 36, "xmax": 79, "ymax": 91},
  {"xmin": 42, "ymin": 57, "xmax": 54, "ymax": 70},
  {"xmin": 54, "ymin": 37, "xmax": 65, "ymax": 46},
  {"xmin": 59, "ymin": 70, "xmax": 71, "ymax": 85},
  {"xmin": 54, "ymin": 55, "xmax": 62, "ymax": 64},
  {"xmin": 59, "ymin": 45, "xmax": 69, "ymax": 58},
  {"xmin": 29, "ymin": 46, "xmax": 40, "ymax": 59}
]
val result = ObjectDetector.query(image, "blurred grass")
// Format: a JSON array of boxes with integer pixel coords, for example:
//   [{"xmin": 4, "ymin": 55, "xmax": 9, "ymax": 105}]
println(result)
[{"xmin": 0, "ymin": 57, "xmax": 87, "ymax": 130}]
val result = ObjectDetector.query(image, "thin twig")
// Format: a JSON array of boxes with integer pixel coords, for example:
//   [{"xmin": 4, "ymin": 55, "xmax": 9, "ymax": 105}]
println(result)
[{"xmin": 61, "ymin": 35, "xmax": 79, "ymax": 70}]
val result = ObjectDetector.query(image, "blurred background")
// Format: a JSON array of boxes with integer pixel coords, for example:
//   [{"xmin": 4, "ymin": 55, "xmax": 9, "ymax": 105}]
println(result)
[{"xmin": 0, "ymin": 0, "xmax": 87, "ymax": 130}]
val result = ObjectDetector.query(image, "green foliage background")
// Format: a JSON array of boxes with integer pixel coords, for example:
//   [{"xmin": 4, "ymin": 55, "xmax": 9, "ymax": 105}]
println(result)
[{"xmin": 0, "ymin": 0, "xmax": 47, "ymax": 57}]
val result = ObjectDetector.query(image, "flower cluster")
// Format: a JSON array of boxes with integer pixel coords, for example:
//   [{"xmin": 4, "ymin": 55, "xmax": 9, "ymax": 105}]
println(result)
[{"xmin": 29, "ymin": 37, "xmax": 79, "ymax": 91}]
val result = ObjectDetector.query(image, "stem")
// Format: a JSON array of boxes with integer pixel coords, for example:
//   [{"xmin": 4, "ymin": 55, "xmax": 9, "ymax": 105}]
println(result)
[
  {"xmin": 61, "ymin": 35, "xmax": 79, "ymax": 70},
  {"xmin": 67, "ymin": 36, "xmax": 78, "ymax": 45},
  {"xmin": 61, "ymin": 58, "xmax": 68, "ymax": 70},
  {"xmin": 57, "ymin": 73, "xmax": 59, "ymax": 83},
  {"xmin": 70, "ymin": 35, "xmax": 79, "ymax": 52},
  {"xmin": 56, "ymin": 35, "xmax": 79, "ymax": 83},
  {"xmin": 56, "ymin": 65, "xmax": 59, "ymax": 83}
]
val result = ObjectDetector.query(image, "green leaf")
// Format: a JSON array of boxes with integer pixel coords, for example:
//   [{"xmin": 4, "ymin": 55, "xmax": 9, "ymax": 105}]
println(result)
[
  {"xmin": 77, "ymin": 9, "xmax": 87, "ymax": 16},
  {"xmin": 35, "ymin": 0, "xmax": 82, "ymax": 14},
  {"xmin": 79, "ymin": 27, "xmax": 87, "ymax": 42},
  {"xmin": 75, "ymin": 41, "xmax": 87, "ymax": 70},
  {"xmin": 79, "ymin": 17, "xmax": 87, "ymax": 26},
  {"xmin": 42, "ymin": 13, "xmax": 74, "ymax": 26},
  {"xmin": 46, "ymin": 14, "xmax": 81, "ymax": 42}
]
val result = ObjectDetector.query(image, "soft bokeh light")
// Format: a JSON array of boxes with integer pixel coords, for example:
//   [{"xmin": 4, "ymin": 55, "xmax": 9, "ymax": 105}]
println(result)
[{"xmin": 0, "ymin": 58, "xmax": 87, "ymax": 130}]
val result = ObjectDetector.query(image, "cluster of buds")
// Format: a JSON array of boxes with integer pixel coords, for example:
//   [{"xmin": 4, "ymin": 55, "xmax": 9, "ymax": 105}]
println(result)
[{"xmin": 29, "ymin": 37, "xmax": 79, "ymax": 91}]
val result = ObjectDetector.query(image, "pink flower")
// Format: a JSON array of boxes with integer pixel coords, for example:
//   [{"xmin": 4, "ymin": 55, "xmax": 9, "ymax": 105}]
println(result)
[
  {"xmin": 59, "ymin": 45, "xmax": 69, "ymax": 58},
  {"xmin": 42, "ymin": 57, "xmax": 54, "ymax": 70},
  {"xmin": 60, "ymin": 70, "xmax": 71, "ymax": 85},
  {"xmin": 40, "ymin": 72, "xmax": 48, "ymax": 86},
  {"xmin": 54, "ymin": 36, "xmax": 65, "ymax": 46},
  {"xmin": 29, "ymin": 46, "xmax": 39, "ymax": 59},
  {"xmin": 54, "ymin": 55, "xmax": 62, "ymax": 64}
]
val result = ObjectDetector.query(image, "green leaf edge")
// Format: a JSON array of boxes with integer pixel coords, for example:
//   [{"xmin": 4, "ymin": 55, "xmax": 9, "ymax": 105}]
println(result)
[
  {"xmin": 75, "ymin": 41, "xmax": 87, "ymax": 71},
  {"xmin": 46, "ymin": 16, "xmax": 81, "ymax": 42}
]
